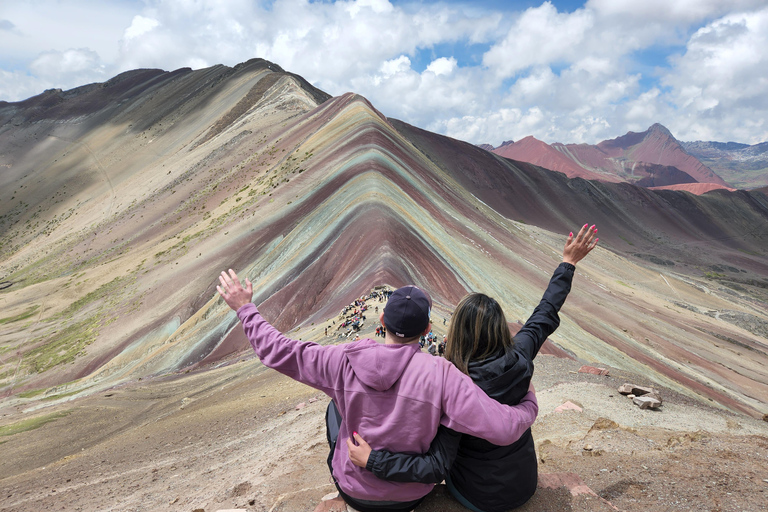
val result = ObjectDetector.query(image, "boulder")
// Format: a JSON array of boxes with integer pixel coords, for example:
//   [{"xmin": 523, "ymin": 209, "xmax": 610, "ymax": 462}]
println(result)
[
  {"xmin": 633, "ymin": 396, "xmax": 662, "ymax": 410},
  {"xmin": 618, "ymin": 383, "xmax": 662, "ymax": 403}
]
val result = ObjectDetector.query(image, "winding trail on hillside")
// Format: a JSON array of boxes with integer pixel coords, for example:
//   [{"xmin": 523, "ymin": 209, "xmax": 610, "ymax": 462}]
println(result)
[{"xmin": 49, "ymin": 135, "xmax": 116, "ymax": 220}]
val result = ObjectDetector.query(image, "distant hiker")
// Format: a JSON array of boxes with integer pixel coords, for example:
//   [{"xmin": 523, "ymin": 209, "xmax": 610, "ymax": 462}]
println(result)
[
  {"xmin": 348, "ymin": 224, "xmax": 598, "ymax": 512},
  {"xmin": 325, "ymin": 327, "xmax": 328, "ymax": 337},
  {"xmin": 217, "ymin": 275, "xmax": 538, "ymax": 512}
]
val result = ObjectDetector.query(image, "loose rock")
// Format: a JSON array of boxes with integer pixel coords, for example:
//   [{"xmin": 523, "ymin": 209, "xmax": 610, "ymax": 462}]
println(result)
[
  {"xmin": 554, "ymin": 401, "xmax": 583, "ymax": 413},
  {"xmin": 633, "ymin": 396, "xmax": 661, "ymax": 410},
  {"xmin": 578, "ymin": 365, "xmax": 610, "ymax": 376},
  {"xmin": 590, "ymin": 417, "xmax": 619, "ymax": 431}
]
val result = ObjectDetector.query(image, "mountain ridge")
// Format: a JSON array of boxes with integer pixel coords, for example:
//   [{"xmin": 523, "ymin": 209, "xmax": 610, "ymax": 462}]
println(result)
[
  {"xmin": 490, "ymin": 123, "xmax": 734, "ymax": 192},
  {"xmin": 1, "ymin": 61, "xmax": 767, "ymax": 416}
]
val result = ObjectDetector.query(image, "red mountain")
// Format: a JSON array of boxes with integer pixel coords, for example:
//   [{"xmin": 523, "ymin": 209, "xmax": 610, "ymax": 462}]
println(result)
[
  {"xmin": 493, "ymin": 135, "xmax": 622, "ymax": 182},
  {"xmin": 491, "ymin": 123, "xmax": 730, "ymax": 192}
]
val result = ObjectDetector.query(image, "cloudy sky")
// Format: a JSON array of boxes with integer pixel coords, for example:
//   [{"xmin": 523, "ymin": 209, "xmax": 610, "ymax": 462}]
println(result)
[{"xmin": 1, "ymin": 0, "xmax": 767, "ymax": 146}]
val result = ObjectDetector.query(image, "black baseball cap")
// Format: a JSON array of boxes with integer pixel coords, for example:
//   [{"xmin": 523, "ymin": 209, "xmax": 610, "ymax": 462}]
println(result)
[{"xmin": 383, "ymin": 285, "xmax": 431, "ymax": 338}]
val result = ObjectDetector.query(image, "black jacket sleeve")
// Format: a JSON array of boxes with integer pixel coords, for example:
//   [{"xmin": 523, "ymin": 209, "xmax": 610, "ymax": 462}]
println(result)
[
  {"xmin": 514, "ymin": 262, "xmax": 575, "ymax": 362},
  {"xmin": 365, "ymin": 426, "xmax": 461, "ymax": 484}
]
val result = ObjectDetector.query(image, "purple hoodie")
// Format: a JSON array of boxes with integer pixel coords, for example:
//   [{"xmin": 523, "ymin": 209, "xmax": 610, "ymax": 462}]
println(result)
[{"xmin": 237, "ymin": 303, "xmax": 538, "ymax": 502}]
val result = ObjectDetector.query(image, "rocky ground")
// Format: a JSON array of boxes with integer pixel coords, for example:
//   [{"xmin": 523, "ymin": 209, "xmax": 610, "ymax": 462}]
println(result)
[{"xmin": 1, "ymin": 314, "xmax": 767, "ymax": 512}]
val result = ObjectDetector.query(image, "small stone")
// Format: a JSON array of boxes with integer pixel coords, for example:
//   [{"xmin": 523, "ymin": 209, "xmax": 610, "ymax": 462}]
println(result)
[
  {"xmin": 554, "ymin": 401, "xmax": 583, "ymax": 413},
  {"xmin": 644, "ymin": 391, "xmax": 663, "ymax": 403},
  {"xmin": 627, "ymin": 394, "xmax": 636, "ymax": 399},
  {"xmin": 295, "ymin": 402, "xmax": 306, "ymax": 410},
  {"xmin": 633, "ymin": 396, "xmax": 661, "ymax": 410},
  {"xmin": 309, "ymin": 397, "xmax": 319, "ymax": 403},
  {"xmin": 632, "ymin": 385, "xmax": 657, "ymax": 396},
  {"xmin": 583, "ymin": 444, "xmax": 593, "ymax": 451},
  {"xmin": 578, "ymin": 365, "xmax": 610, "ymax": 376},
  {"xmin": 763, "ymin": 414, "xmax": 768, "ymax": 423},
  {"xmin": 618, "ymin": 383, "xmax": 634, "ymax": 394},
  {"xmin": 590, "ymin": 417, "xmax": 619, "ymax": 431}
]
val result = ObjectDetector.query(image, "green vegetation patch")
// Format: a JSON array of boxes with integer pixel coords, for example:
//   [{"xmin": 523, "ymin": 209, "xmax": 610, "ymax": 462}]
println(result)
[
  {"xmin": 16, "ymin": 387, "xmax": 47, "ymax": 398},
  {"xmin": 0, "ymin": 305, "xmax": 40, "ymax": 325},
  {"xmin": 0, "ymin": 410, "xmax": 71, "ymax": 437},
  {"xmin": 24, "ymin": 317, "xmax": 101, "ymax": 373},
  {"xmin": 54, "ymin": 277, "xmax": 126, "ymax": 320}
]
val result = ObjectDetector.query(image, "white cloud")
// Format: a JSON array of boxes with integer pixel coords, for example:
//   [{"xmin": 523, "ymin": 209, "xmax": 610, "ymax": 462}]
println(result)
[
  {"xmin": 1, "ymin": 0, "xmax": 767, "ymax": 146},
  {"xmin": 587, "ymin": 0, "xmax": 766, "ymax": 24},
  {"xmin": 660, "ymin": 6, "xmax": 768, "ymax": 142},
  {"xmin": 483, "ymin": 3, "xmax": 595, "ymax": 79},
  {"xmin": 124, "ymin": 16, "xmax": 161, "ymax": 41},
  {"xmin": 426, "ymin": 57, "xmax": 457, "ymax": 76},
  {"xmin": 29, "ymin": 48, "xmax": 105, "ymax": 82}
]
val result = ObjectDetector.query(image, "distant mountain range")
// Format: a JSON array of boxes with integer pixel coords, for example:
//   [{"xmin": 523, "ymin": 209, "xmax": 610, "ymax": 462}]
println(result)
[{"xmin": 483, "ymin": 123, "xmax": 768, "ymax": 192}]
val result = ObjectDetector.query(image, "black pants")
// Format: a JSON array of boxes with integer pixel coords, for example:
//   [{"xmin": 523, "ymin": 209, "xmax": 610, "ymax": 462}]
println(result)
[{"xmin": 325, "ymin": 401, "xmax": 424, "ymax": 512}]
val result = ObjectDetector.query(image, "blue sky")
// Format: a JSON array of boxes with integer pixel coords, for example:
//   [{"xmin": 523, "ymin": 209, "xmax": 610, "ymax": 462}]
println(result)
[{"xmin": 1, "ymin": 0, "xmax": 767, "ymax": 145}]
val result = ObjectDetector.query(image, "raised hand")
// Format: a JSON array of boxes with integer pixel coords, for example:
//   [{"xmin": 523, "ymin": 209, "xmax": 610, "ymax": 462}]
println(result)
[
  {"xmin": 563, "ymin": 224, "xmax": 599, "ymax": 266},
  {"xmin": 216, "ymin": 269, "xmax": 253, "ymax": 311}
]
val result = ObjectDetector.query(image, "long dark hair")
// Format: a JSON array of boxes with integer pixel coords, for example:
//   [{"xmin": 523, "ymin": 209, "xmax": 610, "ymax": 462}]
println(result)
[{"xmin": 444, "ymin": 293, "xmax": 514, "ymax": 375}]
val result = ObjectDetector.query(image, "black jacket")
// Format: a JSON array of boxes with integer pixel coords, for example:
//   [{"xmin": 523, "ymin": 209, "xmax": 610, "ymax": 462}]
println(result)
[{"xmin": 365, "ymin": 262, "xmax": 575, "ymax": 512}]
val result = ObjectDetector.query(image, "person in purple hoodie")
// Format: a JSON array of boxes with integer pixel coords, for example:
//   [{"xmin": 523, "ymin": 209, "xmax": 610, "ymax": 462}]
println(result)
[
  {"xmin": 217, "ymin": 272, "xmax": 539, "ymax": 512},
  {"xmin": 347, "ymin": 224, "xmax": 599, "ymax": 512}
]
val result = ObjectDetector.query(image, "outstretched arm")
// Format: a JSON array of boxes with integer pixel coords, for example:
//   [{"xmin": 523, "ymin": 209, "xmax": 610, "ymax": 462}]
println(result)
[
  {"xmin": 217, "ymin": 269, "xmax": 342, "ymax": 395},
  {"xmin": 347, "ymin": 426, "xmax": 461, "ymax": 484},
  {"xmin": 515, "ymin": 224, "xmax": 599, "ymax": 362}
]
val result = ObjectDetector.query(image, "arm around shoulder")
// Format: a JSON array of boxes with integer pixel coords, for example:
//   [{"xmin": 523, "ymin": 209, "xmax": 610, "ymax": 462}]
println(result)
[{"xmin": 440, "ymin": 364, "xmax": 538, "ymax": 446}]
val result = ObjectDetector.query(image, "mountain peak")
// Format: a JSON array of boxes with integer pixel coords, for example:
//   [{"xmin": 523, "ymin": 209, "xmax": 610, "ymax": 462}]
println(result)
[{"xmin": 648, "ymin": 123, "xmax": 674, "ymax": 139}]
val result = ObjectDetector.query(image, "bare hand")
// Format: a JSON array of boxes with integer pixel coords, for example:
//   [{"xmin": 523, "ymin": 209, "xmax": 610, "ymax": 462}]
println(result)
[
  {"xmin": 346, "ymin": 432, "xmax": 372, "ymax": 468},
  {"xmin": 563, "ymin": 224, "xmax": 599, "ymax": 266},
  {"xmin": 216, "ymin": 269, "xmax": 253, "ymax": 311}
]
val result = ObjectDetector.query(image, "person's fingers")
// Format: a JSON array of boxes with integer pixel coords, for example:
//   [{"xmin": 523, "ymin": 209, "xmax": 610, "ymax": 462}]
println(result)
[
  {"xmin": 220, "ymin": 271, "xmax": 233, "ymax": 287},
  {"xmin": 353, "ymin": 432, "xmax": 368, "ymax": 447},
  {"xmin": 577, "ymin": 223, "xmax": 589, "ymax": 242},
  {"xmin": 346, "ymin": 437, "xmax": 356, "ymax": 450},
  {"xmin": 245, "ymin": 278, "xmax": 253, "ymax": 294},
  {"xmin": 584, "ymin": 225, "xmax": 596, "ymax": 245},
  {"xmin": 228, "ymin": 269, "xmax": 239, "ymax": 284},
  {"xmin": 216, "ymin": 285, "xmax": 226, "ymax": 297}
]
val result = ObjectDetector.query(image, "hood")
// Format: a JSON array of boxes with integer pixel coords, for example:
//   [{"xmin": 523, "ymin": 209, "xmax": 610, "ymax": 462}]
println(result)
[
  {"xmin": 467, "ymin": 348, "xmax": 531, "ymax": 406},
  {"xmin": 344, "ymin": 339, "xmax": 421, "ymax": 391}
]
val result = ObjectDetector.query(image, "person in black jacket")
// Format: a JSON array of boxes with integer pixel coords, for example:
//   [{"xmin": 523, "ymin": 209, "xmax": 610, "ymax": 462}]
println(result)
[{"xmin": 347, "ymin": 224, "xmax": 599, "ymax": 512}]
